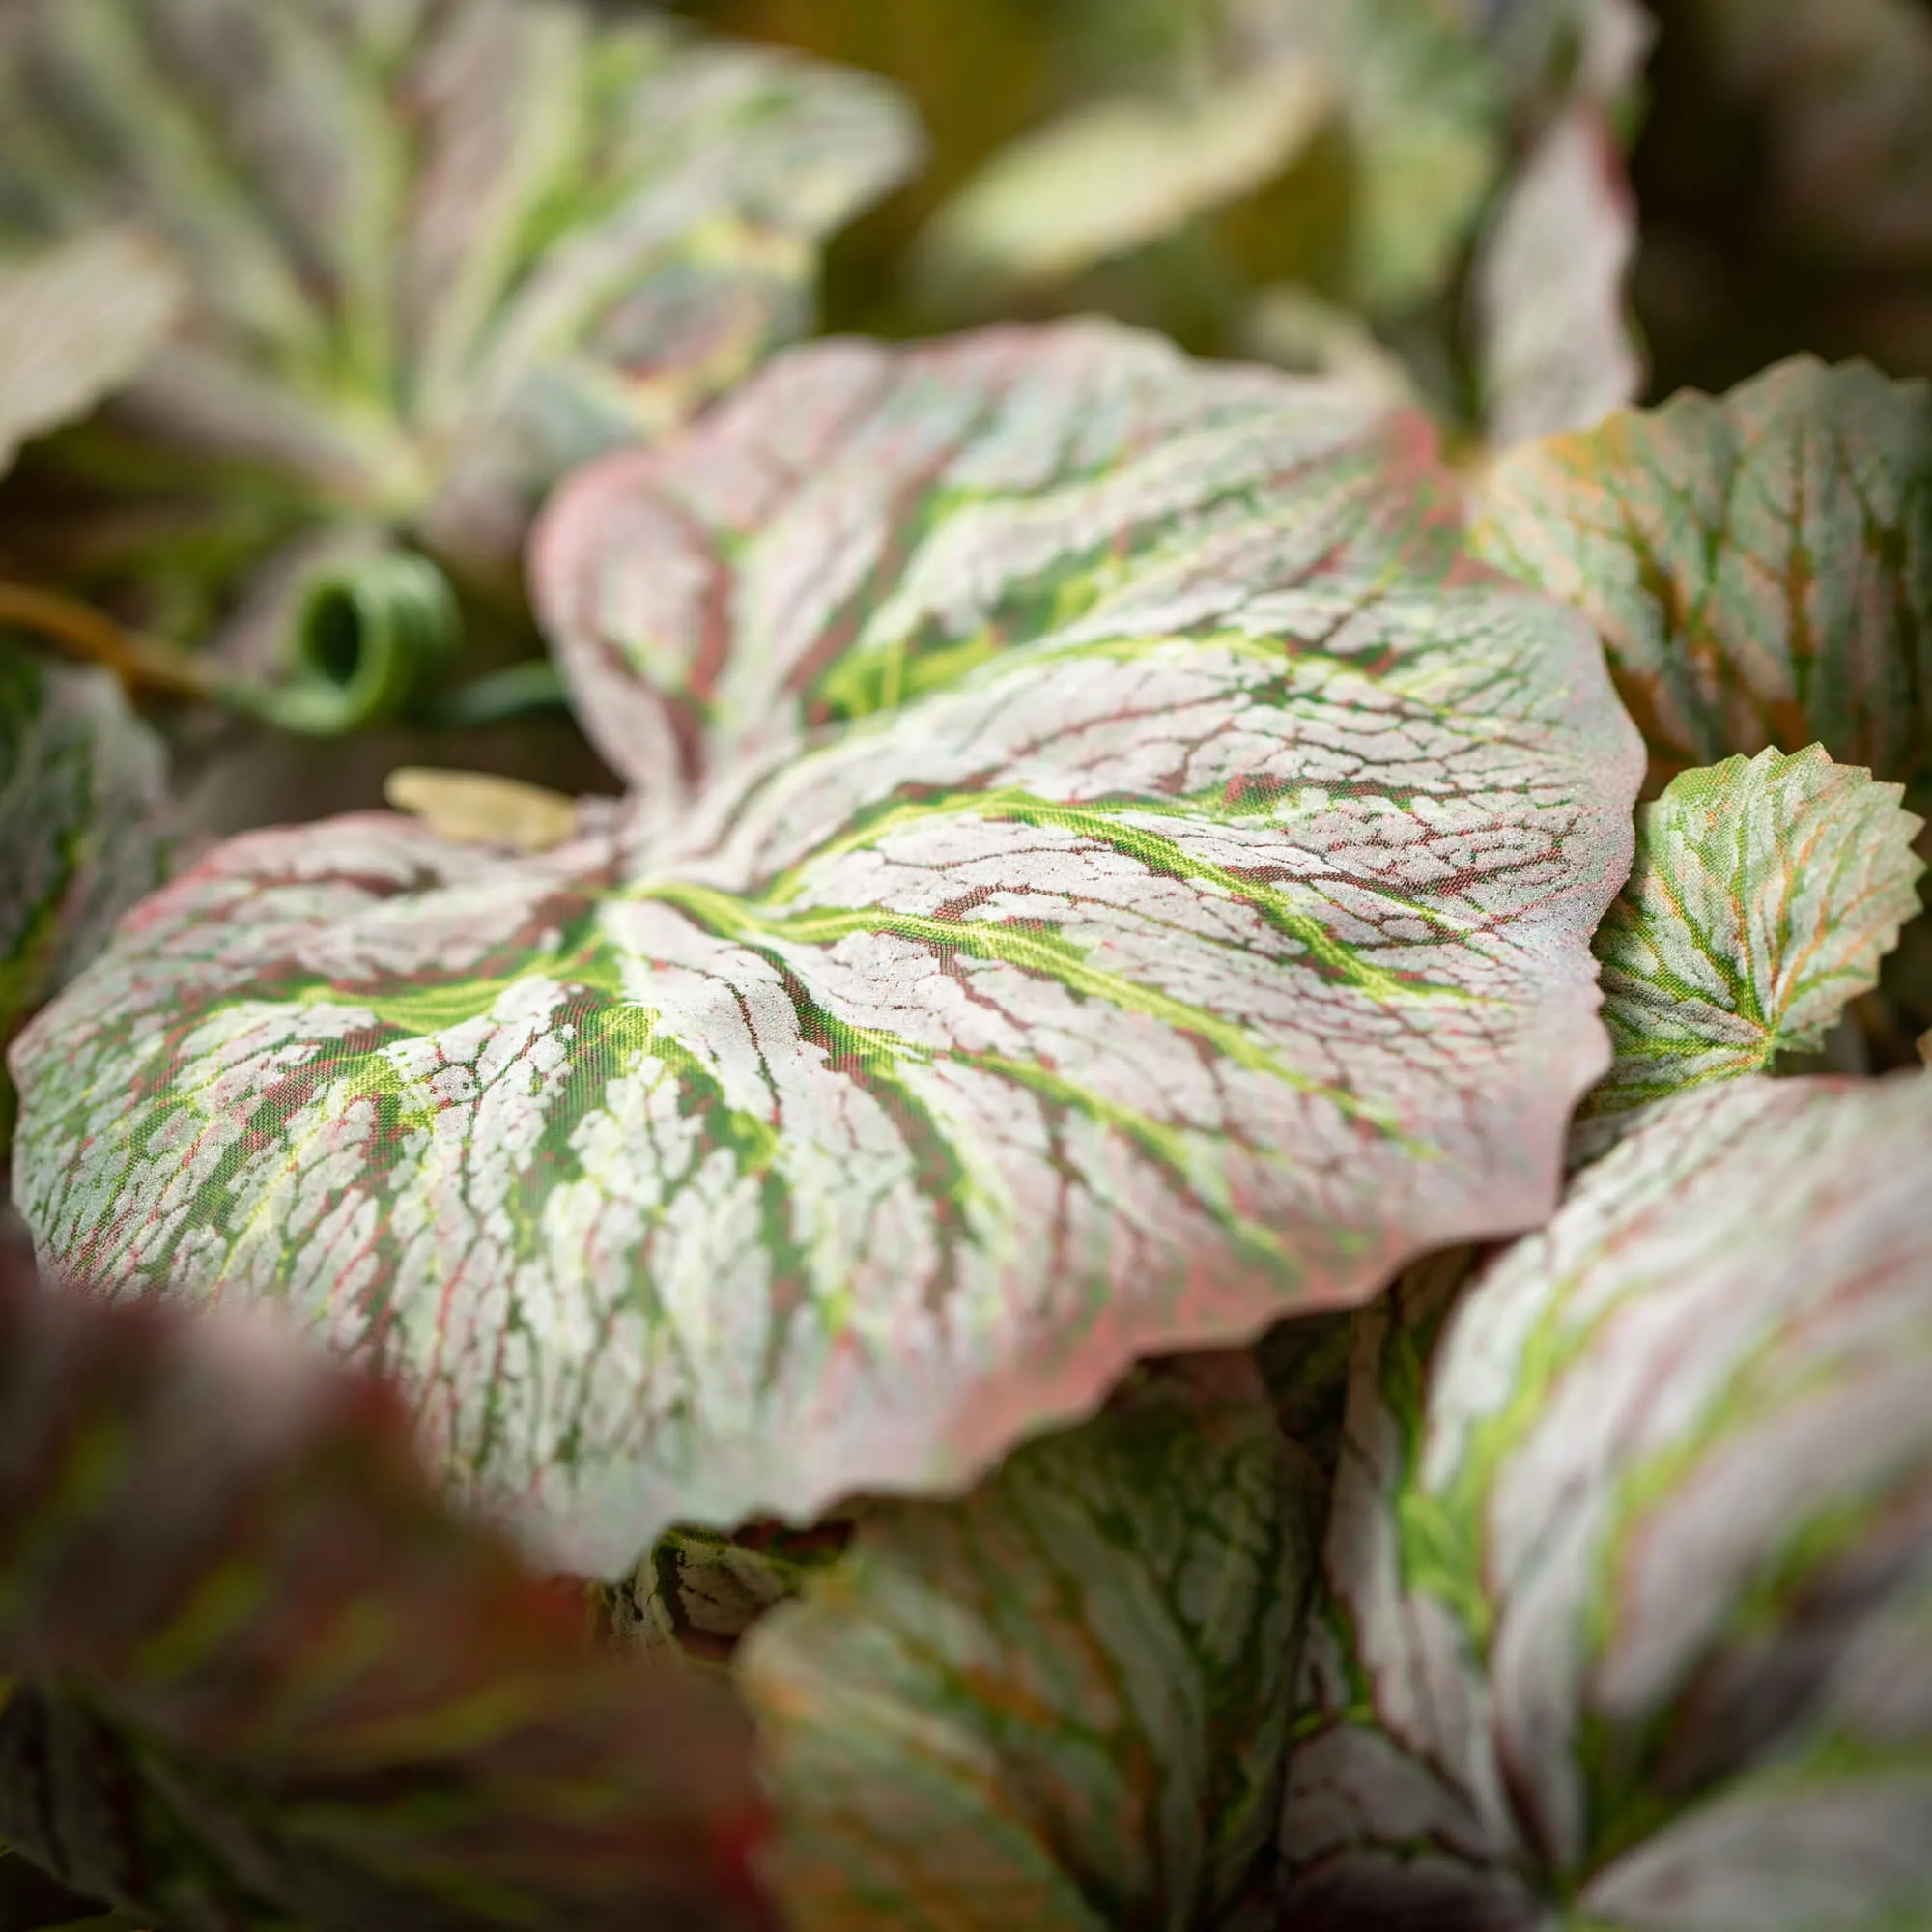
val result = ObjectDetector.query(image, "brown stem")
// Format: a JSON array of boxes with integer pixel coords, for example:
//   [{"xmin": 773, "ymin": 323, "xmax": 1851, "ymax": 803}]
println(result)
[{"xmin": 0, "ymin": 581, "xmax": 224, "ymax": 700}]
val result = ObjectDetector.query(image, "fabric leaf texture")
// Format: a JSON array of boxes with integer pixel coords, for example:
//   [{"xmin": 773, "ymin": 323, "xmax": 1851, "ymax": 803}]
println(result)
[
  {"xmin": 12, "ymin": 319, "xmax": 1642, "ymax": 1573},
  {"xmin": 1473, "ymin": 355, "xmax": 1932, "ymax": 789},
  {"xmin": 1282, "ymin": 1072, "xmax": 1932, "ymax": 1932},
  {"xmin": 1586, "ymin": 745, "xmax": 1925, "ymax": 1118},
  {"xmin": 738, "ymin": 1353, "xmax": 1320, "ymax": 1931}
]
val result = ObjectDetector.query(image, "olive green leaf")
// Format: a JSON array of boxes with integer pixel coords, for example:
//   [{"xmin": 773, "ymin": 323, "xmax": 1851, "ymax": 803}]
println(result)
[
  {"xmin": 611, "ymin": 1520, "xmax": 855, "ymax": 1664},
  {"xmin": 0, "ymin": 1239, "xmax": 771, "ymax": 1932},
  {"xmin": 738, "ymin": 1354, "xmax": 1321, "ymax": 1931},
  {"xmin": 0, "ymin": 650, "xmax": 168, "ymax": 1154},
  {"xmin": 911, "ymin": 56, "xmax": 1331, "ymax": 308},
  {"xmin": 1584, "ymin": 747, "xmax": 1926, "ymax": 1120},
  {"xmin": 1472, "ymin": 356, "xmax": 1932, "ymax": 790},
  {"xmin": 1282, "ymin": 1072, "xmax": 1932, "ymax": 1932},
  {"xmin": 12, "ymin": 321, "xmax": 1642, "ymax": 1573},
  {"xmin": 0, "ymin": 229, "xmax": 184, "ymax": 474},
  {"xmin": 0, "ymin": 0, "xmax": 918, "ymax": 662}
]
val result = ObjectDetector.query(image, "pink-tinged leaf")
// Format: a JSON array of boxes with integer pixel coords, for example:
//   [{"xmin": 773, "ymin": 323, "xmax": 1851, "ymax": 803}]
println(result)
[
  {"xmin": 1472, "ymin": 356, "xmax": 1932, "ymax": 789},
  {"xmin": 13, "ymin": 320, "xmax": 1641, "ymax": 1570},
  {"xmin": 0, "ymin": 231, "xmax": 185, "ymax": 475},
  {"xmin": 0, "ymin": 0, "xmax": 918, "ymax": 626},
  {"xmin": 0, "ymin": 651, "xmax": 169, "ymax": 1152},
  {"xmin": 738, "ymin": 1354, "xmax": 1321, "ymax": 1930},
  {"xmin": 0, "ymin": 1239, "xmax": 771, "ymax": 1931},
  {"xmin": 1586, "ymin": 746, "xmax": 1925, "ymax": 1120},
  {"xmin": 1283, "ymin": 1073, "xmax": 1932, "ymax": 1931}
]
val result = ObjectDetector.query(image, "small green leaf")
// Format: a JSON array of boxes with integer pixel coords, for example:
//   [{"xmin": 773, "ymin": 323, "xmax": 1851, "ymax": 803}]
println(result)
[
  {"xmin": 0, "ymin": 1241, "xmax": 771, "ymax": 1931},
  {"xmin": 1283, "ymin": 1073, "xmax": 1932, "ymax": 1932},
  {"xmin": 739, "ymin": 1354, "xmax": 1321, "ymax": 1931},
  {"xmin": 1585, "ymin": 747, "xmax": 1926, "ymax": 1119},
  {"xmin": 14, "ymin": 321, "xmax": 1643, "ymax": 1570},
  {"xmin": 1472, "ymin": 356, "xmax": 1932, "ymax": 789}
]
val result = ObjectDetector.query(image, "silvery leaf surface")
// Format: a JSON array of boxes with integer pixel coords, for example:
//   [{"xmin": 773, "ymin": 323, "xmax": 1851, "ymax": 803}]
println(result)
[
  {"xmin": 0, "ymin": 0, "xmax": 919, "ymax": 623},
  {"xmin": 1282, "ymin": 1073, "xmax": 1932, "ymax": 1932},
  {"xmin": 1584, "ymin": 746, "xmax": 1925, "ymax": 1120},
  {"xmin": 12, "ymin": 319, "xmax": 1642, "ymax": 1573},
  {"xmin": 1472, "ymin": 356, "xmax": 1932, "ymax": 790},
  {"xmin": 738, "ymin": 1354, "xmax": 1321, "ymax": 1930}
]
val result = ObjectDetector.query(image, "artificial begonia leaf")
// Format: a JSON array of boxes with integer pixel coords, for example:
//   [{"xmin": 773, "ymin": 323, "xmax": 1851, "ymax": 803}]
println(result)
[
  {"xmin": 0, "ymin": 229, "xmax": 184, "ymax": 475},
  {"xmin": 1472, "ymin": 356, "xmax": 1932, "ymax": 790},
  {"xmin": 1585, "ymin": 746, "xmax": 1925, "ymax": 1120},
  {"xmin": 0, "ymin": 0, "xmax": 918, "ymax": 642},
  {"xmin": 738, "ymin": 1353, "xmax": 1319, "ymax": 1931},
  {"xmin": 1282, "ymin": 1072, "xmax": 1932, "ymax": 1931},
  {"xmin": 13, "ymin": 320, "xmax": 1642, "ymax": 1572},
  {"xmin": 0, "ymin": 651, "xmax": 168, "ymax": 1154},
  {"xmin": 0, "ymin": 1238, "xmax": 770, "ymax": 1932}
]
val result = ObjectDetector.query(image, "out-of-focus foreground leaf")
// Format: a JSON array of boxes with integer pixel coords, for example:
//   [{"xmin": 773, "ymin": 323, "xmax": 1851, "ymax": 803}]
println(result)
[
  {"xmin": 1282, "ymin": 1070, "xmax": 1932, "ymax": 1930},
  {"xmin": 1473, "ymin": 356, "xmax": 1932, "ymax": 789},
  {"xmin": 0, "ymin": 0, "xmax": 919, "ymax": 687},
  {"xmin": 739, "ymin": 1353, "xmax": 1321, "ymax": 1931},
  {"xmin": 12, "ymin": 319, "xmax": 1642, "ymax": 1573},
  {"xmin": 1583, "ymin": 747, "xmax": 1924, "ymax": 1122},
  {"xmin": 0, "ymin": 1237, "xmax": 771, "ymax": 1932}
]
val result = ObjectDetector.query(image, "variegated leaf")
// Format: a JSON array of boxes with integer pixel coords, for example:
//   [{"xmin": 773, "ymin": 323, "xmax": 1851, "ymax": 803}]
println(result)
[
  {"xmin": 1472, "ymin": 356, "xmax": 1932, "ymax": 790},
  {"xmin": 1585, "ymin": 747, "xmax": 1925, "ymax": 1119},
  {"xmin": 0, "ymin": 1238, "xmax": 770, "ymax": 1932},
  {"xmin": 738, "ymin": 1354, "xmax": 1320, "ymax": 1930},
  {"xmin": 0, "ymin": 650, "xmax": 168, "ymax": 1151},
  {"xmin": 13, "ymin": 320, "xmax": 1642, "ymax": 1572},
  {"xmin": 1283, "ymin": 1073, "xmax": 1932, "ymax": 1932},
  {"xmin": 0, "ymin": 229, "xmax": 184, "ymax": 473},
  {"xmin": 1473, "ymin": 0, "xmax": 1652, "ymax": 448},
  {"xmin": 611, "ymin": 1520, "xmax": 854, "ymax": 1663},
  {"xmin": 0, "ymin": 0, "xmax": 917, "ymax": 634}
]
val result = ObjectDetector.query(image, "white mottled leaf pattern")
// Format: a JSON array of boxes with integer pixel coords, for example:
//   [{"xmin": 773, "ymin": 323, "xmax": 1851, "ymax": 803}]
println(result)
[
  {"xmin": 1282, "ymin": 1074, "xmax": 1932, "ymax": 1932},
  {"xmin": 1587, "ymin": 746, "xmax": 1925, "ymax": 1117},
  {"xmin": 0, "ymin": 0, "xmax": 918, "ymax": 625},
  {"xmin": 738, "ymin": 1354, "xmax": 1321, "ymax": 1931},
  {"xmin": 12, "ymin": 321, "xmax": 1641, "ymax": 1573}
]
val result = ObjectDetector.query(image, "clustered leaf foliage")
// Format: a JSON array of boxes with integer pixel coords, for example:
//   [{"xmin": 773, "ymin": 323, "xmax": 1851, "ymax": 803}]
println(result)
[{"xmin": 0, "ymin": 2, "xmax": 1928, "ymax": 1928}]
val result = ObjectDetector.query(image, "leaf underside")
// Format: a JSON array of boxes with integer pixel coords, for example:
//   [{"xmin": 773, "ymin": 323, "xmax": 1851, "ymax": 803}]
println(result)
[
  {"xmin": 1284, "ymin": 1072, "xmax": 1932, "ymax": 1932},
  {"xmin": 13, "ymin": 318, "xmax": 1643, "ymax": 1573}
]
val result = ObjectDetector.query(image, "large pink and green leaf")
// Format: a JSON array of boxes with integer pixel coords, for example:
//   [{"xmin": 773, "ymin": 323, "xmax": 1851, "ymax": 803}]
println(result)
[
  {"xmin": 737, "ymin": 1353, "xmax": 1319, "ymax": 1929},
  {"xmin": 12, "ymin": 321, "xmax": 1642, "ymax": 1572},
  {"xmin": 0, "ymin": 1238, "xmax": 770, "ymax": 1931},
  {"xmin": 1472, "ymin": 356, "xmax": 1932, "ymax": 789},
  {"xmin": 0, "ymin": 0, "xmax": 918, "ymax": 639},
  {"xmin": 1282, "ymin": 1073, "xmax": 1932, "ymax": 1930}
]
